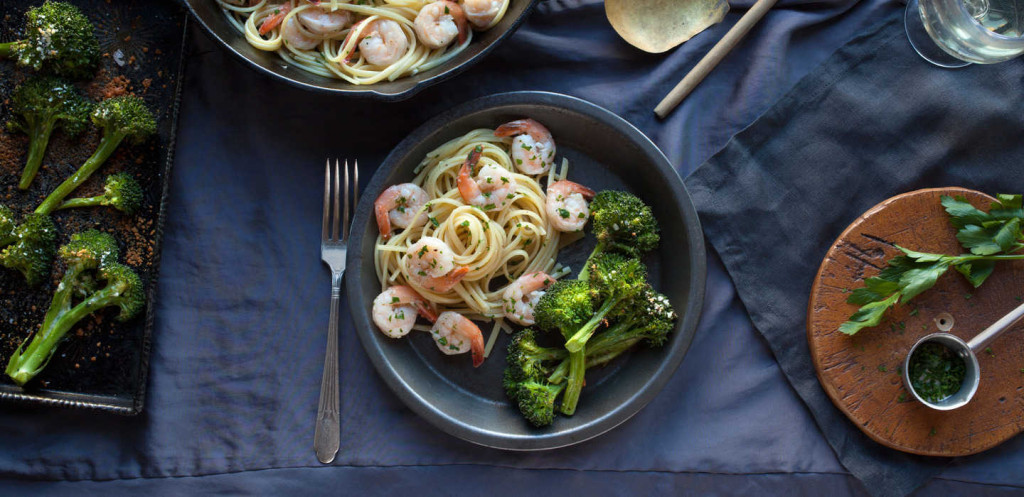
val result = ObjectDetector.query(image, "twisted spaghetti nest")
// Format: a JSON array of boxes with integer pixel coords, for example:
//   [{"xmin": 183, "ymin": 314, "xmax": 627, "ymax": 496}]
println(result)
[
  {"xmin": 215, "ymin": 0, "xmax": 509, "ymax": 84},
  {"xmin": 375, "ymin": 129, "xmax": 570, "ymax": 326}
]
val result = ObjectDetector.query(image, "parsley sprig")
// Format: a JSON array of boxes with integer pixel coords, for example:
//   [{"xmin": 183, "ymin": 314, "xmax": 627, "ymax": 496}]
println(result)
[{"xmin": 840, "ymin": 194, "xmax": 1024, "ymax": 335}]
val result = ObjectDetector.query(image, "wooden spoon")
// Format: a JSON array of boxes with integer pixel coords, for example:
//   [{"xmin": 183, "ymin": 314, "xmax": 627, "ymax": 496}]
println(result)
[{"xmin": 606, "ymin": 0, "xmax": 730, "ymax": 54}]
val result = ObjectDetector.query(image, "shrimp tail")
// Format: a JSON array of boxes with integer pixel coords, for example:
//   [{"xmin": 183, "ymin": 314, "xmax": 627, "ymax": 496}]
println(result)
[
  {"xmin": 342, "ymin": 19, "xmax": 367, "ymax": 63},
  {"xmin": 552, "ymin": 180, "xmax": 596, "ymax": 200},
  {"xmin": 391, "ymin": 285, "xmax": 438, "ymax": 322},
  {"xmin": 259, "ymin": 3, "xmax": 292, "ymax": 35},
  {"xmin": 374, "ymin": 187, "xmax": 397, "ymax": 240},
  {"xmin": 374, "ymin": 202, "xmax": 392, "ymax": 240},
  {"xmin": 494, "ymin": 119, "xmax": 528, "ymax": 138},
  {"xmin": 434, "ymin": 266, "xmax": 470, "ymax": 293},
  {"xmin": 447, "ymin": 1, "xmax": 469, "ymax": 44},
  {"xmin": 470, "ymin": 331, "xmax": 484, "ymax": 368},
  {"xmin": 494, "ymin": 118, "xmax": 551, "ymax": 143},
  {"xmin": 414, "ymin": 301, "xmax": 439, "ymax": 323},
  {"xmin": 457, "ymin": 147, "xmax": 483, "ymax": 203}
]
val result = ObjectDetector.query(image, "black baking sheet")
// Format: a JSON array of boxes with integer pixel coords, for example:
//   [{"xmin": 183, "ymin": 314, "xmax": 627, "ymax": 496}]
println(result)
[{"xmin": 0, "ymin": 0, "xmax": 187, "ymax": 414}]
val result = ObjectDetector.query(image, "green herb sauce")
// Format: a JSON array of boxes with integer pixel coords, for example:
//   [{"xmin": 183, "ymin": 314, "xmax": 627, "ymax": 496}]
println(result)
[{"xmin": 908, "ymin": 342, "xmax": 966, "ymax": 403}]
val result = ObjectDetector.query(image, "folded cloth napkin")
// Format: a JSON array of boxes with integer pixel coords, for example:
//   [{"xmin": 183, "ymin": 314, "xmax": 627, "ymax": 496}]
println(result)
[{"xmin": 685, "ymin": 13, "xmax": 1024, "ymax": 497}]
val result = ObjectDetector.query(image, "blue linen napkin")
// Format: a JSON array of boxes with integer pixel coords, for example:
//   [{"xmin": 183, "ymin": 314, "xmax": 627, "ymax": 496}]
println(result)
[
  {"xmin": 685, "ymin": 13, "xmax": 1024, "ymax": 497},
  {"xmin": 16, "ymin": 0, "xmax": 1023, "ymax": 494}
]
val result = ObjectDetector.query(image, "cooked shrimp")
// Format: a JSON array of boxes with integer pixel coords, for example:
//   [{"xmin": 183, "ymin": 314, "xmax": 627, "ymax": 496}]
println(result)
[
  {"xmin": 342, "ymin": 19, "xmax": 409, "ymax": 67},
  {"xmin": 372, "ymin": 285, "xmax": 438, "ymax": 338},
  {"xmin": 502, "ymin": 271, "xmax": 555, "ymax": 326},
  {"xmin": 494, "ymin": 118, "xmax": 556, "ymax": 175},
  {"xmin": 375, "ymin": 183, "xmax": 430, "ymax": 240},
  {"xmin": 457, "ymin": 146, "xmax": 518, "ymax": 211},
  {"xmin": 430, "ymin": 311, "xmax": 485, "ymax": 367},
  {"xmin": 296, "ymin": 5, "xmax": 353, "ymax": 35},
  {"xmin": 405, "ymin": 237, "xmax": 470, "ymax": 292},
  {"xmin": 414, "ymin": 1, "xmax": 468, "ymax": 49},
  {"xmin": 282, "ymin": 16, "xmax": 320, "ymax": 50},
  {"xmin": 461, "ymin": 0, "xmax": 502, "ymax": 29},
  {"xmin": 546, "ymin": 180, "xmax": 594, "ymax": 232}
]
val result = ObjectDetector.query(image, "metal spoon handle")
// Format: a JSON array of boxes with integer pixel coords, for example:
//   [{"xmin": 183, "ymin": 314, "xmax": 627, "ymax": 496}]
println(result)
[{"xmin": 967, "ymin": 301, "xmax": 1024, "ymax": 353}]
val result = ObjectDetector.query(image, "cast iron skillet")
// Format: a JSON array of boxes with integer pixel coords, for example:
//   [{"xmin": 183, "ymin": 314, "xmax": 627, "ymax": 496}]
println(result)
[
  {"xmin": 182, "ymin": 0, "xmax": 537, "ymax": 100},
  {"xmin": 347, "ymin": 91, "xmax": 706, "ymax": 449}
]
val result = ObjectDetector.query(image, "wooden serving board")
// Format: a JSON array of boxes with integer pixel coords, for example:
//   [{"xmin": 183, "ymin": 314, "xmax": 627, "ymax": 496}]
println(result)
[{"xmin": 807, "ymin": 188, "xmax": 1024, "ymax": 457}]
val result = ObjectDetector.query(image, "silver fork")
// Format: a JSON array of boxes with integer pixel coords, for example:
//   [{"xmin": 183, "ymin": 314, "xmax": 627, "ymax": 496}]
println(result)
[{"xmin": 314, "ymin": 159, "xmax": 358, "ymax": 464}]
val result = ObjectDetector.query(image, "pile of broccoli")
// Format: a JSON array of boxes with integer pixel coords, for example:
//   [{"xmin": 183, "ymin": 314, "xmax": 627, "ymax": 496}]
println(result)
[
  {"xmin": 0, "ymin": 93, "xmax": 155, "ymax": 287},
  {"xmin": 5, "ymin": 230, "xmax": 144, "ymax": 386},
  {"xmin": 503, "ymin": 191, "xmax": 676, "ymax": 427},
  {"xmin": 0, "ymin": 2, "xmax": 153, "ymax": 387}
]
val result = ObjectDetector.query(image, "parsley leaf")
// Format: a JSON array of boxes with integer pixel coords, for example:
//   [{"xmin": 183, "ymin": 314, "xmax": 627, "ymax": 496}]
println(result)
[{"xmin": 841, "ymin": 194, "xmax": 1024, "ymax": 335}]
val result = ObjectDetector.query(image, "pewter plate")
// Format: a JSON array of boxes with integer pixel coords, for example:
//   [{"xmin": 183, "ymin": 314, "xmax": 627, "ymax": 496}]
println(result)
[
  {"xmin": 183, "ymin": 0, "xmax": 538, "ymax": 100},
  {"xmin": 346, "ymin": 91, "xmax": 706, "ymax": 449}
]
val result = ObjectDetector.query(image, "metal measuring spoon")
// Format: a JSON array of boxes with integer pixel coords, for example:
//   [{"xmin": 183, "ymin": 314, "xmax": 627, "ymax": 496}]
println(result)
[{"xmin": 902, "ymin": 302, "xmax": 1024, "ymax": 410}]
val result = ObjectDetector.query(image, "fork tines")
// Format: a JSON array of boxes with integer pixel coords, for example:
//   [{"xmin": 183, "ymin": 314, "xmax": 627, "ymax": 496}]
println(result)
[{"xmin": 322, "ymin": 159, "xmax": 359, "ymax": 244}]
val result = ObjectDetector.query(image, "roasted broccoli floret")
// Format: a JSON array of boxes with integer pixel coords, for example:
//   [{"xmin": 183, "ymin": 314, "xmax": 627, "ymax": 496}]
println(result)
[
  {"xmin": 579, "ymin": 191, "xmax": 660, "ymax": 280},
  {"xmin": 0, "ymin": 213, "xmax": 57, "ymax": 286},
  {"xmin": 502, "ymin": 329, "xmax": 568, "ymax": 427},
  {"xmin": 36, "ymin": 95, "xmax": 157, "ymax": 215},
  {"xmin": 0, "ymin": 1, "xmax": 100, "ymax": 79},
  {"xmin": 7, "ymin": 76, "xmax": 93, "ymax": 189},
  {"xmin": 533, "ymin": 280, "xmax": 594, "ymax": 337},
  {"xmin": 583, "ymin": 286, "xmax": 676, "ymax": 366},
  {"xmin": 504, "ymin": 328, "xmax": 566, "ymax": 386},
  {"xmin": 546, "ymin": 287, "xmax": 677, "ymax": 386},
  {"xmin": 6, "ymin": 231, "xmax": 143, "ymax": 386},
  {"xmin": 513, "ymin": 379, "xmax": 566, "ymax": 427},
  {"xmin": 533, "ymin": 280, "xmax": 595, "ymax": 416},
  {"xmin": 590, "ymin": 190, "xmax": 660, "ymax": 253},
  {"xmin": 562, "ymin": 252, "xmax": 647, "ymax": 353},
  {"xmin": 57, "ymin": 173, "xmax": 143, "ymax": 215}
]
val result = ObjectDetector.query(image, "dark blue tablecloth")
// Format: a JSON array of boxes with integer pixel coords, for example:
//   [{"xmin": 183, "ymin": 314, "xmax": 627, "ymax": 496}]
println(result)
[{"xmin": 1, "ymin": 0, "xmax": 1022, "ymax": 494}]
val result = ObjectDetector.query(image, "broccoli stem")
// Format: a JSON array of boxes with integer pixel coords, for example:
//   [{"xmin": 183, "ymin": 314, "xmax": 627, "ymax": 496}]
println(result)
[
  {"xmin": 5, "ymin": 267, "xmax": 81, "ymax": 385},
  {"xmin": 57, "ymin": 197, "xmax": 104, "ymax": 210},
  {"xmin": 0, "ymin": 42, "xmax": 13, "ymax": 58},
  {"xmin": 547, "ymin": 321, "xmax": 642, "ymax": 384},
  {"xmin": 20, "ymin": 118, "xmax": 57, "ymax": 190},
  {"xmin": 576, "ymin": 242, "xmax": 607, "ymax": 282},
  {"xmin": 35, "ymin": 130, "xmax": 126, "ymax": 215},
  {"xmin": 6, "ymin": 280, "xmax": 122, "ymax": 386},
  {"xmin": 559, "ymin": 350, "xmax": 586, "ymax": 416},
  {"xmin": 564, "ymin": 298, "xmax": 617, "ymax": 353}
]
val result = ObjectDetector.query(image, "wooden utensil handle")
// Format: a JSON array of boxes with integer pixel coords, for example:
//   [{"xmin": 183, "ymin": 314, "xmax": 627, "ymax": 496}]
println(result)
[{"xmin": 654, "ymin": 0, "xmax": 779, "ymax": 118}]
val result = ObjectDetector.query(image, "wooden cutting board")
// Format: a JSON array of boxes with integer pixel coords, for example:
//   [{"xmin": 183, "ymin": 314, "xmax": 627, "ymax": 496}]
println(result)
[{"xmin": 807, "ymin": 188, "xmax": 1024, "ymax": 457}]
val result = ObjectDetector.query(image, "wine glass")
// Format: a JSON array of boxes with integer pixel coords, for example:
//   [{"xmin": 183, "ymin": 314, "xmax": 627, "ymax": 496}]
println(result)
[{"xmin": 905, "ymin": 0, "xmax": 1024, "ymax": 67}]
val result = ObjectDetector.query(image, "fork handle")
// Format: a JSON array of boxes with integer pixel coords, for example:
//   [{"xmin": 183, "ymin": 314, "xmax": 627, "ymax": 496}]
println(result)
[{"xmin": 314, "ymin": 270, "xmax": 343, "ymax": 464}]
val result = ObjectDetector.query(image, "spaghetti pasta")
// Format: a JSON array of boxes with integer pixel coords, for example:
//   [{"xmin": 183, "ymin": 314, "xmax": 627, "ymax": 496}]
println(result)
[
  {"xmin": 215, "ymin": 0, "xmax": 508, "ymax": 84},
  {"xmin": 375, "ymin": 128, "xmax": 571, "ymax": 322}
]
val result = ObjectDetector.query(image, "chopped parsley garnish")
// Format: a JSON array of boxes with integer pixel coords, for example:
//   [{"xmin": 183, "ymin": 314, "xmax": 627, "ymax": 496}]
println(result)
[
  {"xmin": 909, "ymin": 342, "xmax": 966, "ymax": 403},
  {"xmin": 558, "ymin": 208, "xmax": 570, "ymax": 219}
]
